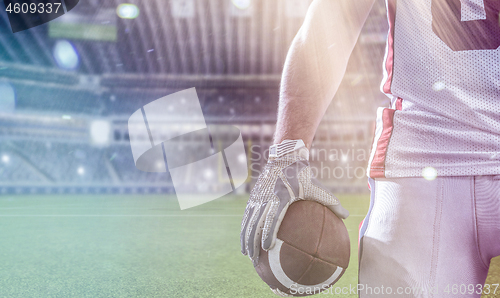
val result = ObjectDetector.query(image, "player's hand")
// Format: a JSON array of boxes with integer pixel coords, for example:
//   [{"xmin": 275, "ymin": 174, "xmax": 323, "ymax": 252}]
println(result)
[{"xmin": 240, "ymin": 140, "xmax": 349, "ymax": 264}]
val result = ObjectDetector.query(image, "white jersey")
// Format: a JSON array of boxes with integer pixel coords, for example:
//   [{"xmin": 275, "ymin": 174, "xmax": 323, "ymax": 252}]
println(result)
[{"xmin": 367, "ymin": 0, "xmax": 500, "ymax": 178}]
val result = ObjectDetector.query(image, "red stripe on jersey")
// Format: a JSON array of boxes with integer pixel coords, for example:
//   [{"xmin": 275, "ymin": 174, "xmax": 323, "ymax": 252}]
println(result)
[
  {"xmin": 395, "ymin": 97, "xmax": 403, "ymax": 110},
  {"xmin": 369, "ymin": 108, "xmax": 396, "ymax": 178},
  {"xmin": 383, "ymin": 0, "xmax": 397, "ymax": 94}
]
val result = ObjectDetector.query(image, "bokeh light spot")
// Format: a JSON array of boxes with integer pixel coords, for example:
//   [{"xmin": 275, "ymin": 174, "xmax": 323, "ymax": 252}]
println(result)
[
  {"xmin": 422, "ymin": 167, "xmax": 438, "ymax": 181},
  {"xmin": 117, "ymin": 4, "xmax": 140, "ymax": 19},
  {"xmin": 53, "ymin": 40, "xmax": 79, "ymax": 70}
]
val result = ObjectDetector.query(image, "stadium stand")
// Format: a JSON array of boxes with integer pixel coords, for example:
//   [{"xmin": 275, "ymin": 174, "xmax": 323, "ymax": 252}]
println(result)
[{"xmin": 0, "ymin": 0, "xmax": 388, "ymax": 195}]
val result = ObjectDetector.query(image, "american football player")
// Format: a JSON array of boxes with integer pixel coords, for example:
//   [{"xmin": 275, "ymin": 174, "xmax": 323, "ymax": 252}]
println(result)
[{"xmin": 241, "ymin": 0, "xmax": 500, "ymax": 297}]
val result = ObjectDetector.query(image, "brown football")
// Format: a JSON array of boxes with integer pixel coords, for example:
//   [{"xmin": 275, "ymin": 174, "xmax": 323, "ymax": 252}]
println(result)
[{"xmin": 255, "ymin": 200, "xmax": 350, "ymax": 296}]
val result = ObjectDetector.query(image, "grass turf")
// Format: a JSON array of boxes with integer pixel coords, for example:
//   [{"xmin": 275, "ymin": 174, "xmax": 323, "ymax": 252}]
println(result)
[{"xmin": 0, "ymin": 194, "xmax": 498, "ymax": 297}]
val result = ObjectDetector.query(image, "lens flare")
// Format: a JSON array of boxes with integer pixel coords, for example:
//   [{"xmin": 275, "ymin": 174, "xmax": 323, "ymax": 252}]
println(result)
[
  {"xmin": 231, "ymin": 0, "xmax": 251, "ymax": 10},
  {"xmin": 53, "ymin": 40, "xmax": 79, "ymax": 70},
  {"xmin": 117, "ymin": 4, "xmax": 140, "ymax": 19}
]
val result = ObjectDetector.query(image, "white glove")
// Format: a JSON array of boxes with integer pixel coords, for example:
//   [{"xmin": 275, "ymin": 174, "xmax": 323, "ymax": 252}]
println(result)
[{"xmin": 240, "ymin": 140, "xmax": 349, "ymax": 264}]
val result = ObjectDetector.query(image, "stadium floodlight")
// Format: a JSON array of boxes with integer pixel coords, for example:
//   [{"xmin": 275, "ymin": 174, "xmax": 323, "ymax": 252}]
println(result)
[
  {"xmin": 229, "ymin": 0, "xmax": 251, "ymax": 17},
  {"xmin": 53, "ymin": 40, "xmax": 79, "ymax": 70},
  {"xmin": 77, "ymin": 166, "xmax": 85, "ymax": 175},
  {"xmin": 171, "ymin": 0, "xmax": 195, "ymax": 18},
  {"xmin": 116, "ymin": 4, "xmax": 139, "ymax": 19},
  {"xmin": 90, "ymin": 120, "xmax": 111, "ymax": 146},
  {"xmin": 231, "ymin": 0, "xmax": 251, "ymax": 10}
]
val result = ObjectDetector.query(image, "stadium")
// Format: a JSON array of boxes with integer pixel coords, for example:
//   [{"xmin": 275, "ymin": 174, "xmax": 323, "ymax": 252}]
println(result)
[{"xmin": 0, "ymin": 0, "xmax": 498, "ymax": 297}]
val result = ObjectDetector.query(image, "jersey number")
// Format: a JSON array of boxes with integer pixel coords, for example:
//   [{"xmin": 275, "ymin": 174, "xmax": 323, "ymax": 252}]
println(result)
[{"xmin": 432, "ymin": 0, "xmax": 500, "ymax": 51}]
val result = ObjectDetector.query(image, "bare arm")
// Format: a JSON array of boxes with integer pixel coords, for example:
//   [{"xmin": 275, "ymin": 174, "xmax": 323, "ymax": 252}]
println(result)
[{"xmin": 274, "ymin": 0, "xmax": 376, "ymax": 149}]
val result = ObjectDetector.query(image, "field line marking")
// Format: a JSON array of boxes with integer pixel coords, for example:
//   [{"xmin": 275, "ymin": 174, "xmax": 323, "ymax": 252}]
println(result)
[
  {"xmin": 0, "ymin": 214, "xmax": 244, "ymax": 217},
  {"xmin": 0, "ymin": 214, "xmax": 366, "ymax": 217}
]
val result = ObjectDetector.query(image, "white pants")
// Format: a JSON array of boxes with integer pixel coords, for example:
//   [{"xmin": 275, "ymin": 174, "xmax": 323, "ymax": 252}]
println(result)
[{"xmin": 358, "ymin": 176, "xmax": 500, "ymax": 297}]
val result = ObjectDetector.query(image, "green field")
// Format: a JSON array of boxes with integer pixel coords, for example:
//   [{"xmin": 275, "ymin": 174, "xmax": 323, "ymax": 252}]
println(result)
[{"xmin": 0, "ymin": 194, "xmax": 498, "ymax": 297}]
